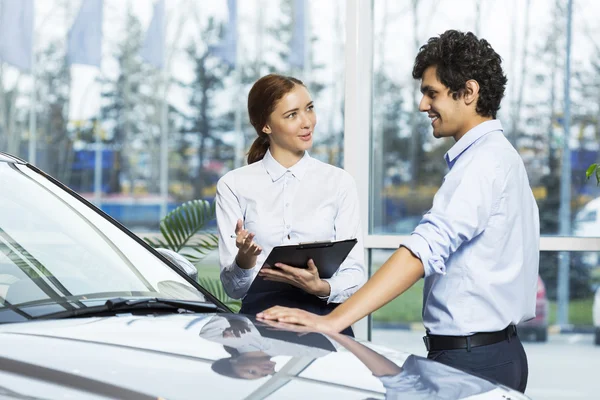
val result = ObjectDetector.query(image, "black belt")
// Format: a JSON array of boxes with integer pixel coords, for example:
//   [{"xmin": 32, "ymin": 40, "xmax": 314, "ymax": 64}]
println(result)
[{"xmin": 423, "ymin": 325, "xmax": 518, "ymax": 352}]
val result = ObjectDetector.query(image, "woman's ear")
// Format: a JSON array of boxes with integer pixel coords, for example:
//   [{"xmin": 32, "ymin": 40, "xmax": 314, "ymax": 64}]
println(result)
[
  {"xmin": 262, "ymin": 124, "xmax": 272, "ymax": 134},
  {"xmin": 464, "ymin": 79, "xmax": 480, "ymax": 107}
]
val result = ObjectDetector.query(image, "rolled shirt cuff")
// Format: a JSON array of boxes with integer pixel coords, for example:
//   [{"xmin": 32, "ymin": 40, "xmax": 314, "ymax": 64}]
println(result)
[
  {"xmin": 231, "ymin": 259, "xmax": 259, "ymax": 288},
  {"xmin": 401, "ymin": 233, "xmax": 446, "ymax": 277}
]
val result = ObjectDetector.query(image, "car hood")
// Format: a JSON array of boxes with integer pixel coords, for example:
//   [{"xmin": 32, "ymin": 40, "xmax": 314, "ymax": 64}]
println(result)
[{"xmin": 0, "ymin": 313, "xmax": 528, "ymax": 400}]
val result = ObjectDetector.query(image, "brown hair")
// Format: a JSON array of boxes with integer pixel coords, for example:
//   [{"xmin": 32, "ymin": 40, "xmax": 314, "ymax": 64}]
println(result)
[
  {"xmin": 211, "ymin": 346, "xmax": 244, "ymax": 379},
  {"xmin": 247, "ymin": 74, "xmax": 305, "ymax": 164}
]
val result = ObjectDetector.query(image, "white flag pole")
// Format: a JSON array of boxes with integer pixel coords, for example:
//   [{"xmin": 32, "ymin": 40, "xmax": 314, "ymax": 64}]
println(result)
[
  {"xmin": 159, "ymin": 3, "xmax": 168, "ymax": 219},
  {"xmin": 232, "ymin": 1, "xmax": 243, "ymax": 169},
  {"xmin": 93, "ymin": 117, "xmax": 102, "ymax": 206},
  {"xmin": 303, "ymin": 0, "xmax": 310, "ymax": 86},
  {"xmin": 234, "ymin": 16, "xmax": 243, "ymax": 169},
  {"xmin": 28, "ymin": 22, "xmax": 36, "ymax": 164}
]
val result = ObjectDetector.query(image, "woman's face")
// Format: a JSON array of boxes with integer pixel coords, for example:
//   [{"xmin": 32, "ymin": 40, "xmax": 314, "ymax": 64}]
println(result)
[
  {"xmin": 231, "ymin": 356, "xmax": 276, "ymax": 379},
  {"xmin": 263, "ymin": 84, "xmax": 316, "ymax": 156}
]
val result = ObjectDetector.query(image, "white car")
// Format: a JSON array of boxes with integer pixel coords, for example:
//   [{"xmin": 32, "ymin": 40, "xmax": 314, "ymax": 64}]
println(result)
[
  {"xmin": 0, "ymin": 152, "xmax": 532, "ymax": 399},
  {"xmin": 573, "ymin": 197, "xmax": 600, "ymax": 237}
]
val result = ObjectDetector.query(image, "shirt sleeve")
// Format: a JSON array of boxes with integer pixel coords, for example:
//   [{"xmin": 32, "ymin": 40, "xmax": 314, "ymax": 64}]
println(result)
[
  {"xmin": 322, "ymin": 172, "xmax": 367, "ymax": 303},
  {"xmin": 198, "ymin": 315, "xmax": 232, "ymax": 339},
  {"xmin": 402, "ymin": 155, "xmax": 503, "ymax": 277},
  {"xmin": 215, "ymin": 175, "xmax": 259, "ymax": 299}
]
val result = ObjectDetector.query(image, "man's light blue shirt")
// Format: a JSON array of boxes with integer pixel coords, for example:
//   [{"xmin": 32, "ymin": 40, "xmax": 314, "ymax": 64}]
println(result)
[{"xmin": 402, "ymin": 120, "xmax": 540, "ymax": 336}]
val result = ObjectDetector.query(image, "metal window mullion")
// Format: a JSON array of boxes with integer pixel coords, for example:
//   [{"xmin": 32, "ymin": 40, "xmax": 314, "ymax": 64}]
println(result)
[
  {"xmin": 343, "ymin": 0, "xmax": 373, "ymax": 342},
  {"xmin": 363, "ymin": 235, "xmax": 600, "ymax": 252}
]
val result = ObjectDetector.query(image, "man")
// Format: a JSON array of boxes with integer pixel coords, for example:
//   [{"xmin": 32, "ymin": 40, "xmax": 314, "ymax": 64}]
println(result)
[
  {"xmin": 257, "ymin": 29, "xmax": 540, "ymax": 393},
  {"xmin": 329, "ymin": 331, "xmax": 499, "ymax": 399}
]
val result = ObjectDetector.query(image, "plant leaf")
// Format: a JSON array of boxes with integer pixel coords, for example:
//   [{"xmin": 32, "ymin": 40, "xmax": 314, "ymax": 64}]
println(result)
[
  {"xmin": 143, "ymin": 199, "xmax": 231, "ymax": 308},
  {"xmin": 586, "ymin": 163, "xmax": 598, "ymax": 180},
  {"xmin": 198, "ymin": 276, "xmax": 241, "ymax": 312},
  {"xmin": 143, "ymin": 199, "xmax": 219, "ymax": 262},
  {"xmin": 159, "ymin": 223, "xmax": 177, "ymax": 251},
  {"xmin": 146, "ymin": 199, "xmax": 218, "ymax": 255}
]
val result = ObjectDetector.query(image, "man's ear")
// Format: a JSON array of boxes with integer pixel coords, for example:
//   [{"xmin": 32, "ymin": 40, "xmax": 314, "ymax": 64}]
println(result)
[{"xmin": 463, "ymin": 79, "xmax": 480, "ymax": 107}]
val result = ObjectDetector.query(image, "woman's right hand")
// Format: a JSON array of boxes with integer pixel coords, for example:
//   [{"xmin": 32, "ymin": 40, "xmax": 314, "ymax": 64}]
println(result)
[{"xmin": 234, "ymin": 219, "xmax": 262, "ymax": 269}]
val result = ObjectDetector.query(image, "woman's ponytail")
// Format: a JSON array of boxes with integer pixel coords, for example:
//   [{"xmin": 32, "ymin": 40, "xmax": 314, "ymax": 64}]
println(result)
[{"xmin": 247, "ymin": 134, "xmax": 270, "ymax": 164}]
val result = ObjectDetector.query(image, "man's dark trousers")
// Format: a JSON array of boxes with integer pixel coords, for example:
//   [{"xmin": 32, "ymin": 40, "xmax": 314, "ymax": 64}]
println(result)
[{"xmin": 426, "ymin": 331, "xmax": 528, "ymax": 393}]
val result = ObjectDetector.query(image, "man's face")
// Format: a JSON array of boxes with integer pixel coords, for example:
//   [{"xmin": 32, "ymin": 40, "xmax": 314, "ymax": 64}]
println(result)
[{"xmin": 418, "ymin": 66, "xmax": 466, "ymax": 141}]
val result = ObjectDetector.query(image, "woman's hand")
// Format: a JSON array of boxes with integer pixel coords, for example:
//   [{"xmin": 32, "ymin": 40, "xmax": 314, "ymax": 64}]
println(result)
[
  {"xmin": 234, "ymin": 219, "xmax": 262, "ymax": 269},
  {"xmin": 257, "ymin": 306, "xmax": 342, "ymax": 333},
  {"xmin": 257, "ymin": 319, "xmax": 314, "ymax": 336},
  {"xmin": 223, "ymin": 318, "xmax": 252, "ymax": 338},
  {"xmin": 258, "ymin": 259, "xmax": 330, "ymax": 297}
]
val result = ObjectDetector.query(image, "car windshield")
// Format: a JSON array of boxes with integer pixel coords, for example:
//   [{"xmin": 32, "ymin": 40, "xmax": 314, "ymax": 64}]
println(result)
[{"xmin": 0, "ymin": 161, "xmax": 212, "ymax": 323}]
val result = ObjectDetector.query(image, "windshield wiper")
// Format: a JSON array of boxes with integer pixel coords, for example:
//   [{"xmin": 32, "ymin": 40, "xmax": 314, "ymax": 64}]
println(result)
[{"xmin": 34, "ymin": 297, "xmax": 220, "ymax": 320}]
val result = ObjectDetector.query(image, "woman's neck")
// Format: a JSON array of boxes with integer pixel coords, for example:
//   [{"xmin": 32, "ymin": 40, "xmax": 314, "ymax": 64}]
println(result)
[{"xmin": 270, "ymin": 147, "xmax": 305, "ymax": 169}]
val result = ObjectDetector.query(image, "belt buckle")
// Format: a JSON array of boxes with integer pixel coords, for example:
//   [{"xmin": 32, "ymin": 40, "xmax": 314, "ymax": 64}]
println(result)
[{"xmin": 422, "ymin": 335, "xmax": 431, "ymax": 351}]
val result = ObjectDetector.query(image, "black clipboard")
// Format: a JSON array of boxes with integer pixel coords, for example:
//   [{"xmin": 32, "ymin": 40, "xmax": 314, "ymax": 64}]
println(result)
[{"xmin": 247, "ymin": 238, "xmax": 357, "ymax": 294}]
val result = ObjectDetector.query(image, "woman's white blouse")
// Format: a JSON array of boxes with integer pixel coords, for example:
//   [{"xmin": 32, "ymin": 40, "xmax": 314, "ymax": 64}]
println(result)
[{"xmin": 215, "ymin": 149, "xmax": 366, "ymax": 302}]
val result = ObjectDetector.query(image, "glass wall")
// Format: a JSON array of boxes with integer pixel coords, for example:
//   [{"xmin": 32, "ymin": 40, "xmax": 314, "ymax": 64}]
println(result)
[
  {"xmin": 370, "ymin": 0, "xmax": 600, "ymax": 237},
  {"xmin": 1, "ymin": 0, "xmax": 345, "ymax": 231},
  {"xmin": 1, "ymin": 0, "xmax": 598, "ymax": 336},
  {"xmin": 365, "ymin": 0, "xmax": 600, "ymax": 332},
  {"xmin": 369, "ymin": 249, "xmax": 600, "ymax": 329}
]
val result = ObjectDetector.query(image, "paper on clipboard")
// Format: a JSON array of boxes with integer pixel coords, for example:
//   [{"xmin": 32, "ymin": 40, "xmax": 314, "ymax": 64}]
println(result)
[{"xmin": 247, "ymin": 238, "xmax": 357, "ymax": 294}]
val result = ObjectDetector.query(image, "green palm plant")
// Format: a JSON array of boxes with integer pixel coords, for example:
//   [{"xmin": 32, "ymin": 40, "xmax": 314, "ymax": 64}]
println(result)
[
  {"xmin": 144, "ymin": 199, "xmax": 241, "ymax": 312},
  {"xmin": 144, "ymin": 199, "xmax": 219, "ymax": 262},
  {"xmin": 586, "ymin": 163, "xmax": 600, "ymax": 185},
  {"xmin": 198, "ymin": 276, "xmax": 241, "ymax": 312}
]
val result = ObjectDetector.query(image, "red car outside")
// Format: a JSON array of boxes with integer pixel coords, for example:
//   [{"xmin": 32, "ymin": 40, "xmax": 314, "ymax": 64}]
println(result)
[{"xmin": 518, "ymin": 275, "xmax": 549, "ymax": 342}]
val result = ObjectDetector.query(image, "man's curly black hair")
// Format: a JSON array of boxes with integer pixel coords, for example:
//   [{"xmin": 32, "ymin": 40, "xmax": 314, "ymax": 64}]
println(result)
[{"xmin": 412, "ymin": 30, "xmax": 507, "ymax": 119}]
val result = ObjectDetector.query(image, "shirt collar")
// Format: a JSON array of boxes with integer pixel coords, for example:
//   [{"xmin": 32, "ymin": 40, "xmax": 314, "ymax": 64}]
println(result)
[
  {"xmin": 262, "ymin": 149, "xmax": 312, "ymax": 182},
  {"xmin": 444, "ymin": 119, "xmax": 503, "ymax": 167}
]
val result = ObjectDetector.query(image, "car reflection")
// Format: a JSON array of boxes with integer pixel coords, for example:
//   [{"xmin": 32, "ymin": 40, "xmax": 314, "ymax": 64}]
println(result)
[
  {"xmin": 200, "ymin": 315, "xmax": 336, "ymax": 380},
  {"xmin": 200, "ymin": 314, "xmax": 504, "ymax": 399}
]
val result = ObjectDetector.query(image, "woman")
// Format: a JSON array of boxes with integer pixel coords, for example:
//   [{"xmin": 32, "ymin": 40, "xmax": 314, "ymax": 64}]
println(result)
[
  {"xmin": 215, "ymin": 74, "xmax": 365, "ymax": 336},
  {"xmin": 200, "ymin": 315, "xmax": 336, "ymax": 380}
]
